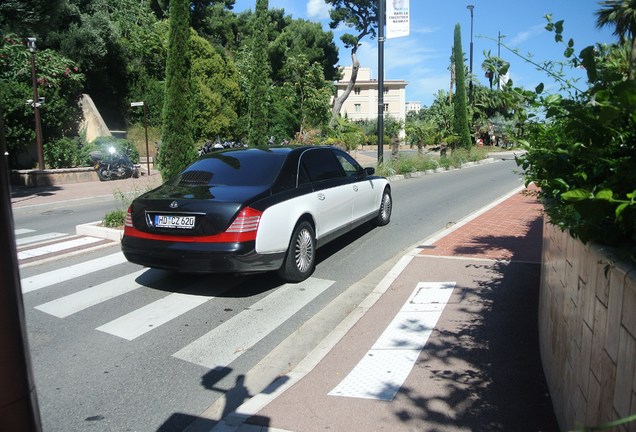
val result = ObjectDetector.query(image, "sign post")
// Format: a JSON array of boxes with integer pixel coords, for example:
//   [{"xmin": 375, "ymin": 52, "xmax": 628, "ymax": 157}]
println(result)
[
  {"xmin": 131, "ymin": 101, "xmax": 150, "ymax": 175},
  {"xmin": 379, "ymin": 0, "xmax": 410, "ymax": 165}
]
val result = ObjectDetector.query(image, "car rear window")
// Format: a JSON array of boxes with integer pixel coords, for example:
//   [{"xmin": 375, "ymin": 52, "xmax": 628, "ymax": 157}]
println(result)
[{"xmin": 174, "ymin": 149, "xmax": 287, "ymax": 187}]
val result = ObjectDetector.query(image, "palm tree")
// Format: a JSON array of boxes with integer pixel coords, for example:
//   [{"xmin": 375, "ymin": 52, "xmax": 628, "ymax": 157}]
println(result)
[
  {"xmin": 595, "ymin": 0, "xmax": 636, "ymax": 79},
  {"xmin": 481, "ymin": 55, "xmax": 509, "ymax": 90}
]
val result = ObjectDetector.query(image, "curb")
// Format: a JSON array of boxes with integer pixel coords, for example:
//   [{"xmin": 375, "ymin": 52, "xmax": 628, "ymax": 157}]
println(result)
[
  {"xmin": 76, "ymin": 221, "xmax": 123, "ymax": 242},
  {"xmin": 385, "ymin": 157, "xmax": 497, "ymax": 182}
]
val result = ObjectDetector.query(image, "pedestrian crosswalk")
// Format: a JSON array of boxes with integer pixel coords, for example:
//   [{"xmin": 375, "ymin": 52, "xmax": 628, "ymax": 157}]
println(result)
[
  {"xmin": 18, "ymin": 227, "xmax": 336, "ymax": 370},
  {"xmin": 15, "ymin": 227, "xmax": 114, "ymax": 265}
]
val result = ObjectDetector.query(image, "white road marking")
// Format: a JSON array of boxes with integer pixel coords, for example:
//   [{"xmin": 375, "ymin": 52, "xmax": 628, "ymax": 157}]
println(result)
[
  {"xmin": 328, "ymin": 282, "xmax": 455, "ymax": 401},
  {"xmin": 21, "ymin": 252, "xmax": 128, "ymax": 293},
  {"xmin": 173, "ymin": 278, "xmax": 334, "ymax": 368},
  {"xmin": 14, "ymin": 228, "xmax": 36, "ymax": 236},
  {"xmin": 18, "ymin": 236, "xmax": 103, "ymax": 260},
  {"xmin": 15, "ymin": 232, "xmax": 68, "ymax": 246},
  {"xmin": 34, "ymin": 270, "xmax": 160, "ymax": 318},
  {"xmin": 97, "ymin": 292, "xmax": 213, "ymax": 340}
]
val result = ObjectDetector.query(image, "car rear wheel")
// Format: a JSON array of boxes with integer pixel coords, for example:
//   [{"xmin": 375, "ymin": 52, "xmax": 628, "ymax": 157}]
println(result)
[
  {"xmin": 376, "ymin": 188, "xmax": 392, "ymax": 226},
  {"xmin": 277, "ymin": 221, "xmax": 315, "ymax": 283}
]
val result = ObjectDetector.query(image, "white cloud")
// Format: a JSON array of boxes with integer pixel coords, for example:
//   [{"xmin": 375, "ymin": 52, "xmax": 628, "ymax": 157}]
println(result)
[
  {"xmin": 306, "ymin": 0, "xmax": 330, "ymax": 20},
  {"xmin": 508, "ymin": 24, "xmax": 545, "ymax": 47}
]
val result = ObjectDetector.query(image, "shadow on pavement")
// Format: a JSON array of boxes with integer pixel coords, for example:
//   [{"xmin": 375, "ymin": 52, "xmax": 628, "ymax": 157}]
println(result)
[{"xmin": 394, "ymin": 212, "xmax": 558, "ymax": 430}]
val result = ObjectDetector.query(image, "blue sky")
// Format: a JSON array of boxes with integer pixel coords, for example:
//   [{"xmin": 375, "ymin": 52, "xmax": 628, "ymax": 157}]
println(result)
[{"xmin": 232, "ymin": 1, "xmax": 617, "ymax": 107}]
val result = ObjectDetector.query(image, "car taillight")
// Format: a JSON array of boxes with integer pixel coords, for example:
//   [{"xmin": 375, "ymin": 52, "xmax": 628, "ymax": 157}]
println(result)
[
  {"xmin": 226, "ymin": 207, "xmax": 261, "ymax": 238},
  {"xmin": 124, "ymin": 207, "xmax": 133, "ymax": 228}
]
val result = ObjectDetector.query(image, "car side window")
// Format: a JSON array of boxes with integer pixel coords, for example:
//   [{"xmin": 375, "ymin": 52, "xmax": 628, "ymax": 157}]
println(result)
[
  {"xmin": 334, "ymin": 150, "xmax": 362, "ymax": 177},
  {"xmin": 300, "ymin": 149, "xmax": 345, "ymax": 182}
]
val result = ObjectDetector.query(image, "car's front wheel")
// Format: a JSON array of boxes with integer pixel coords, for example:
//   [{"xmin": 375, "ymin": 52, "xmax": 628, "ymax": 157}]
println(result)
[
  {"xmin": 277, "ymin": 221, "xmax": 316, "ymax": 283},
  {"xmin": 376, "ymin": 188, "xmax": 392, "ymax": 226}
]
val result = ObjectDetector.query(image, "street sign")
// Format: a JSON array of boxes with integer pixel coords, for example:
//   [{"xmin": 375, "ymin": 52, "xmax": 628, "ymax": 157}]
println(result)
[{"xmin": 130, "ymin": 101, "xmax": 144, "ymax": 107}]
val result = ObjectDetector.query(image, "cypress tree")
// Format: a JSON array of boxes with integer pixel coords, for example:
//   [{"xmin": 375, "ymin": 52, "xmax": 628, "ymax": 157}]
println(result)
[
  {"xmin": 158, "ymin": 0, "xmax": 196, "ymax": 179},
  {"xmin": 452, "ymin": 23, "xmax": 472, "ymax": 149},
  {"xmin": 247, "ymin": 0, "xmax": 271, "ymax": 147}
]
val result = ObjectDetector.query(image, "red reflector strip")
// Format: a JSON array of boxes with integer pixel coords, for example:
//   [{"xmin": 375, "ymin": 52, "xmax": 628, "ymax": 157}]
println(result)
[
  {"xmin": 123, "ymin": 207, "xmax": 262, "ymax": 243},
  {"xmin": 123, "ymin": 225, "xmax": 256, "ymax": 243}
]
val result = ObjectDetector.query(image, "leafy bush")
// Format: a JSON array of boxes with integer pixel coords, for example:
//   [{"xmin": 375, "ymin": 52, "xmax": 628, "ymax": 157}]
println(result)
[
  {"xmin": 102, "ymin": 209, "xmax": 126, "ymax": 228},
  {"xmin": 514, "ymin": 16, "xmax": 636, "ymax": 251},
  {"xmin": 44, "ymin": 137, "xmax": 83, "ymax": 168},
  {"xmin": 376, "ymin": 155, "xmax": 439, "ymax": 177}
]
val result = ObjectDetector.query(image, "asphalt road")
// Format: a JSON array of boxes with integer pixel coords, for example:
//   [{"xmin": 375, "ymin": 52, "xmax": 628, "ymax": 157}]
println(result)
[{"xmin": 15, "ymin": 158, "xmax": 524, "ymax": 431}]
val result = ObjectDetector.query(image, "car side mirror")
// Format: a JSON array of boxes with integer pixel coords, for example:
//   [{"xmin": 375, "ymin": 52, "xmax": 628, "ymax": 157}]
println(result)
[{"xmin": 364, "ymin": 167, "xmax": 375, "ymax": 176}]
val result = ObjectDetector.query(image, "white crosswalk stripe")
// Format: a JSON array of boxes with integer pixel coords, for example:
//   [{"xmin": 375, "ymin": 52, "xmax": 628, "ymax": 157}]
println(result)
[
  {"xmin": 14, "ymin": 228, "xmax": 36, "ymax": 236},
  {"xmin": 18, "ymin": 236, "xmax": 104, "ymax": 260},
  {"xmin": 97, "ymin": 292, "xmax": 214, "ymax": 340},
  {"xmin": 21, "ymin": 252, "xmax": 128, "ymax": 293},
  {"xmin": 173, "ymin": 278, "xmax": 334, "ymax": 368},
  {"xmin": 34, "ymin": 270, "xmax": 157, "ymax": 318},
  {"xmin": 15, "ymin": 232, "xmax": 69, "ymax": 246}
]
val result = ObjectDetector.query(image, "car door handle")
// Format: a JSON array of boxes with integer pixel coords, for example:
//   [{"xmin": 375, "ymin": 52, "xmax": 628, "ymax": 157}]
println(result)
[
  {"xmin": 317, "ymin": 193, "xmax": 325, "ymax": 201},
  {"xmin": 353, "ymin": 185, "xmax": 359, "ymax": 192}
]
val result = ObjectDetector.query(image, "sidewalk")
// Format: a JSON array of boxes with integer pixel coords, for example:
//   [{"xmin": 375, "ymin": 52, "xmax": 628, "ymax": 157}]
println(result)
[
  {"xmin": 10, "ymin": 171, "xmax": 163, "ymax": 209},
  {"xmin": 211, "ymin": 184, "xmax": 559, "ymax": 432}
]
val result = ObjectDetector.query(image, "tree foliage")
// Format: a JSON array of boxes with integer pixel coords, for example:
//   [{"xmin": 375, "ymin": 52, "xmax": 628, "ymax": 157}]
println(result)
[
  {"xmin": 246, "ymin": 0, "xmax": 271, "ymax": 147},
  {"xmin": 190, "ymin": 31, "xmax": 240, "ymax": 141},
  {"xmin": 325, "ymin": 0, "xmax": 378, "ymax": 126},
  {"xmin": 0, "ymin": 33, "xmax": 85, "ymax": 168},
  {"xmin": 452, "ymin": 23, "xmax": 472, "ymax": 149},
  {"xmin": 0, "ymin": 0, "xmax": 338, "ymax": 166},
  {"xmin": 158, "ymin": 0, "xmax": 195, "ymax": 179},
  {"xmin": 516, "ymin": 15, "xmax": 636, "ymax": 251},
  {"xmin": 595, "ymin": 0, "xmax": 636, "ymax": 79}
]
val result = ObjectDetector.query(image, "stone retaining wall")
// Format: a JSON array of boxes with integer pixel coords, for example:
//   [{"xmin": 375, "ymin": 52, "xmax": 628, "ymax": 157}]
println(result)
[
  {"xmin": 11, "ymin": 167, "xmax": 98, "ymax": 186},
  {"xmin": 539, "ymin": 220, "xmax": 636, "ymax": 430}
]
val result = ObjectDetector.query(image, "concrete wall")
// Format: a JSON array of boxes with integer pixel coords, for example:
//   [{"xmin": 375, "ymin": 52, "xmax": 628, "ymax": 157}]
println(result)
[
  {"xmin": 79, "ymin": 94, "xmax": 111, "ymax": 143},
  {"xmin": 539, "ymin": 220, "xmax": 636, "ymax": 431},
  {"xmin": 11, "ymin": 167, "xmax": 98, "ymax": 186}
]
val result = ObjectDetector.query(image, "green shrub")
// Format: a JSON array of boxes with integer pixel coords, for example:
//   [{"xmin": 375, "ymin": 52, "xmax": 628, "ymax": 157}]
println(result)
[
  {"xmin": 515, "ymin": 16, "xmax": 636, "ymax": 251},
  {"xmin": 376, "ymin": 155, "xmax": 440, "ymax": 177},
  {"xmin": 102, "ymin": 209, "xmax": 126, "ymax": 228},
  {"xmin": 44, "ymin": 137, "xmax": 82, "ymax": 168},
  {"xmin": 443, "ymin": 146, "xmax": 489, "ymax": 168}
]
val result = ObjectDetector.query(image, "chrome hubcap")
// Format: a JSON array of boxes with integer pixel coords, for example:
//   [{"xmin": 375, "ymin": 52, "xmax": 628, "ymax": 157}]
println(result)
[
  {"xmin": 381, "ymin": 194, "xmax": 391, "ymax": 220},
  {"xmin": 294, "ymin": 228, "xmax": 313, "ymax": 272}
]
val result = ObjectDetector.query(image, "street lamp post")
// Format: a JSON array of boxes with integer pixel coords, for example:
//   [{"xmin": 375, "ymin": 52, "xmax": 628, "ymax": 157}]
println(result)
[
  {"xmin": 466, "ymin": 5, "xmax": 474, "ymax": 105},
  {"xmin": 27, "ymin": 38, "xmax": 45, "ymax": 170}
]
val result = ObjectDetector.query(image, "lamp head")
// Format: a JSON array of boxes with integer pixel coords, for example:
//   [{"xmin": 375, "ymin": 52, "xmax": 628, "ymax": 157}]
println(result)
[
  {"xmin": 467, "ymin": 4, "xmax": 474, "ymax": 14},
  {"xmin": 27, "ymin": 37, "xmax": 36, "ymax": 53}
]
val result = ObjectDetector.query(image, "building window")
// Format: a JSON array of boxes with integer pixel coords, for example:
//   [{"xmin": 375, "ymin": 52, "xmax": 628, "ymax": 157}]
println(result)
[
  {"xmin": 354, "ymin": 103, "xmax": 361, "ymax": 113},
  {"xmin": 354, "ymin": 87, "xmax": 361, "ymax": 95},
  {"xmin": 383, "ymin": 103, "xmax": 389, "ymax": 112}
]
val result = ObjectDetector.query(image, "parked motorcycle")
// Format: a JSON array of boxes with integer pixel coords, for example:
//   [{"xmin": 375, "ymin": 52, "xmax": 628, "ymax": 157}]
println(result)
[{"xmin": 89, "ymin": 146, "xmax": 141, "ymax": 181}]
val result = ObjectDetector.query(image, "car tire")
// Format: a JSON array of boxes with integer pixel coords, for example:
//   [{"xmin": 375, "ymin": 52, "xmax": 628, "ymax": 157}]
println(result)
[
  {"xmin": 376, "ymin": 188, "xmax": 392, "ymax": 226},
  {"xmin": 277, "ymin": 221, "xmax": 316, "ymax": 283}
]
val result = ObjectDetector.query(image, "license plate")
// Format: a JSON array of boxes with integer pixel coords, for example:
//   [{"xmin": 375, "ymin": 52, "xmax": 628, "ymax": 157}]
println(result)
[{"xmin": 154, "ymin": 215, "xmax": 196, "ymax": 229}]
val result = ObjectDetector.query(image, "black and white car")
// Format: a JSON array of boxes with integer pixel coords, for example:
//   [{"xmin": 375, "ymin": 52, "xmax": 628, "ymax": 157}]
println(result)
[{"xmin": 121, "ymin": 145, "xmax": 392, "ymax": 282}]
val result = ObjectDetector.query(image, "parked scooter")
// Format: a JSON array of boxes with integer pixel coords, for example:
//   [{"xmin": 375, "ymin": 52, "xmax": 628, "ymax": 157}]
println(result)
[{"xmin": 89, "ymin": 146, "xmax": 141, "ymax": 181}]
